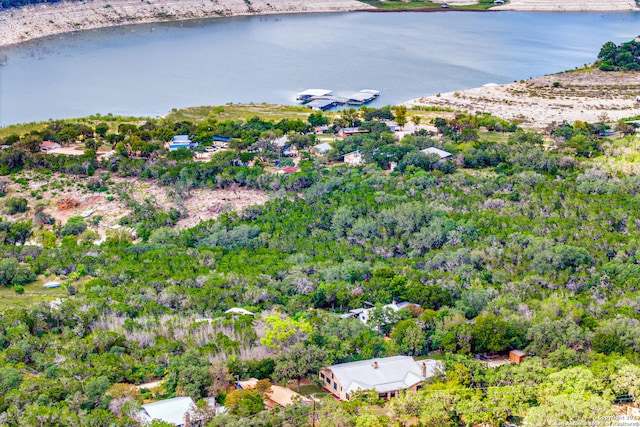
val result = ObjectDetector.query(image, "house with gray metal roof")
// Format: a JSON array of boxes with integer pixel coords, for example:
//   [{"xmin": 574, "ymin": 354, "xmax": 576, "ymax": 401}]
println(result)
[
  {"xmin": 312, "ymin": 142, "xmax": 332, "ymax": 155},
  {"xmin": 319, "ymin": 356, "xmax": 442, "ymax": 400},
  {"xmin": 421, "ymin": 147, "xmax": 452, "ymax": 160}
]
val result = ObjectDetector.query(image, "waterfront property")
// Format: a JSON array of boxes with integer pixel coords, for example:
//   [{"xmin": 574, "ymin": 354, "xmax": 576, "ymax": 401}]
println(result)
[
  {"xmin": 346, "ymin": 90, "xmax": 380, "ymax": 105},
  {"xmin": 305, "ymin": 99, "xmax": 342, "ymax": 111},
  {"xmin": 4, "ymin": 12, "xmax": 640, "ymax": 126},
  {"xmin": 296, "ymin": 89, "xmax": 333, "ymax": 101},
  {"xmin": 299, "ymin": 88, "xmax": 381, "ymax": 111},
  {"xmin": 320, "ymin": 356, "xmax": 443, "ymax": 400}
]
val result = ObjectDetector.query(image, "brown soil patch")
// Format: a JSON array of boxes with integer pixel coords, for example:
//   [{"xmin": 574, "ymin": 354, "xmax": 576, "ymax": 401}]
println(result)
[{"xmin": 4, "ymin": 172, "xmax": 270, "ymax": 236}]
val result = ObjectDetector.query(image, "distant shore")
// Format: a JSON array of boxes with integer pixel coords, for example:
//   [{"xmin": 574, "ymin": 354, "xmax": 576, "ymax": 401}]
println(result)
[
  {"xmin": 1, "ymin": 0, "xmax": 638, "ymax": 48},
  {"xmin": 0, "ymin": 0, "xmax": 373, "ymax": 48}
]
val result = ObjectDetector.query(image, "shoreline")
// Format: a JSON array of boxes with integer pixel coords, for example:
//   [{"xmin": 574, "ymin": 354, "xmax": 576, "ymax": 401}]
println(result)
[
  {"xmin": 1, "ymin": 0, "xmax": 638, "ymax": 49},
  {"xmin": 404, "ymin": 69, "xmax": 640, "ymax": 129},
  {"xmin": 0, "ymin": 0, "xmax": 373, "ymax": 48}
]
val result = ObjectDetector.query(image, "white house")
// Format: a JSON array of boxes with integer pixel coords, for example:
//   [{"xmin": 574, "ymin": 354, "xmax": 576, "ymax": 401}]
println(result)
[
  {"xmin": 320, "ymin": 356, "xmax": 443, "ymax": 400},
  {"xmin": 343, "ymin": 150, "xmax": 364, "ymax": 166}
]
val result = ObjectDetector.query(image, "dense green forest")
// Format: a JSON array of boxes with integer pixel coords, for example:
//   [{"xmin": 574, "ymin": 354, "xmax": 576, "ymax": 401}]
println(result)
[{"xmin": 1, "ymin": 93, "xmax": 640, "ymax": 426}]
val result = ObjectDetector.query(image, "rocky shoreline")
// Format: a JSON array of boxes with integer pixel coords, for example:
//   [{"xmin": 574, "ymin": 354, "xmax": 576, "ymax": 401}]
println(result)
[
  {"xmin": 0, "ymin": 0, "xmax": 373, "ymax": 48},
  {"xmin": 405, "ymin": 70, "xmax": 640, "ymax": 129}
]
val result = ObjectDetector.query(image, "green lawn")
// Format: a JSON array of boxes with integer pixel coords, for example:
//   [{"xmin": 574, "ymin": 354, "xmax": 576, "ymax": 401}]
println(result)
[
  {"xmin": 298, "ymin": 384, "xmax": 329, "ymax": 396},
  {"xmin": 359, "ymin": 0, "xmax": 500, "ymax": 11},
  {"xmin": 0, "ymin": 280, "xmax": 66, "ymax": 309},
  {"xmin": 164, "ymin": 103, "xmax": 321, "ymax": 124}
]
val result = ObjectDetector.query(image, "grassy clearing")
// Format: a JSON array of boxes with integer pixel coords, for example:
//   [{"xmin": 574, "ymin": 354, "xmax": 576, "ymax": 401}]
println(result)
[
  {"xmin": 359, "ymin": 0, "xmax": 442, "ymax": 11},
  {"xmin": 359, "ymin": 0, "xmax": 498, "ymax": 11},
  {"xmin": 0, "ymin": 114, "xmax": 149, "ymax": 140},
  {"xmin": 164, "ymin": 103, "xmax": 320, "ymax": 124},
  {"xmin": 298, "ymin": 384, "xmax": 329, "ymax": 396},
  {"xmin": 0, "ymin": 279, "xmax": 66, "ymax": 309}
]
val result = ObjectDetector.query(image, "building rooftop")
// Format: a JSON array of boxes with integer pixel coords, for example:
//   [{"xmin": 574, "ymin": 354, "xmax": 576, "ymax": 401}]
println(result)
[
  {"xmin": 326, "ymin": 356, "xmax": 442, "ymax": 395},
  {"xmin": 43, "ymin": 281, "xmax": 61, "ymax": 289},
  {"xmin": 421, "ymin": 147, "xmax": 452, "ymax": 159},
  {"xmin": 273, "ymin": 136, "xmax": 289, "ymax": 148},
  {"xmin": 139, "ymin": 396, "xmax": 195, "ymax": 426},
  {"xmin": 297, "ymin": 89, "xmax": 332, "ymax": 99},
  {"xmin": 313, "ymin": 142, "xmax": 333, "ymax": 154},
  {"xmin": 171, "ymin": 135, "xmax": 191, "ymax": 143},
  {"xmin": 225, "ymin": 307, "xmax": 255, "ymax": 316},
  {"xmin": 347, "ymin": 90, "xmax": 380, "ymax": 103},
  {"xmin": 306, "ymin": 99, "xmax": 338, "ymax": 110}
]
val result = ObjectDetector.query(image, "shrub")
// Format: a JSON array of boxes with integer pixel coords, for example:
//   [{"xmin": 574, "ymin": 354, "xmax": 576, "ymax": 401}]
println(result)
[
  {"xmin": 4, "ymin": 197, "xmax": 28, "ymax": 215},
  {"xmin": 60, "ymin": 216, "xmax": 87, "ymax": 236}
]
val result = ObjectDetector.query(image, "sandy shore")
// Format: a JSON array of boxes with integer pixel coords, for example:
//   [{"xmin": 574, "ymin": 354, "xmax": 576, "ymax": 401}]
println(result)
[
  {"xmin": 0, "ymin": 0, "xmax": 372, "ymax": 47},
  {"xmin": 405, "ymin": 70, "xmax": 640, "ymax": 129}
]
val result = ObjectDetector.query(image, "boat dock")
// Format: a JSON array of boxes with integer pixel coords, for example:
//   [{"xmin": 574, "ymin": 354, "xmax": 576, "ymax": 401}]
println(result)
[{"xmin": 297, "ymin": 89, "xmax": 380, "ymax": 110}]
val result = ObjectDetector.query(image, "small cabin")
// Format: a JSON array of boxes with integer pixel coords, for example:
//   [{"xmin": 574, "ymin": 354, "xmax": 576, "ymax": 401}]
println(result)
[{"xmin": 509, "ymin": 350, "xmax": 526, "ymax": 364}]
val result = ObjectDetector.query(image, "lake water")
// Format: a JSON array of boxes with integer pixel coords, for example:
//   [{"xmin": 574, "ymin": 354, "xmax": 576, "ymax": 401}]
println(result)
[{"xmin": 1, "ymin": 11, "xmax": 639, "ymax": 126}]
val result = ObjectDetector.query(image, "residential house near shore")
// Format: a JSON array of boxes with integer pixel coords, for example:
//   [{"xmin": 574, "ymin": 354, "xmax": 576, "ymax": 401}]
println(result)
[{"xmin": 320, "ymin": 356, "xmax": 443, "ymax": 400}]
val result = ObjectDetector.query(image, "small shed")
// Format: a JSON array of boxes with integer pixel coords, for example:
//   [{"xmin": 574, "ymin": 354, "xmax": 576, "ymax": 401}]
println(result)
[
  {"xmin": 509, "ymin": 350, "xmax": 526, "ymax": 364},
  {"xmin": 43, "ymin": 281, "xmax": 61, "ymax": 289}
]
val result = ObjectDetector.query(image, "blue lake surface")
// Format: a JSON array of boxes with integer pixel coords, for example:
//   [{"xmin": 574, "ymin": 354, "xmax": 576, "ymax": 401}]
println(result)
[{"xmin": 0, "ymin": 11, "xmax": 639, "ymax": 126}]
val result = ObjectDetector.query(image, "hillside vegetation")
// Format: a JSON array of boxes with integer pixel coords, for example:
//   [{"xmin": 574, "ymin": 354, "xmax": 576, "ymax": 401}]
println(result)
[{"xmin": 0, "ymin": 95, "xmax": 640, "ymax": 425}]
